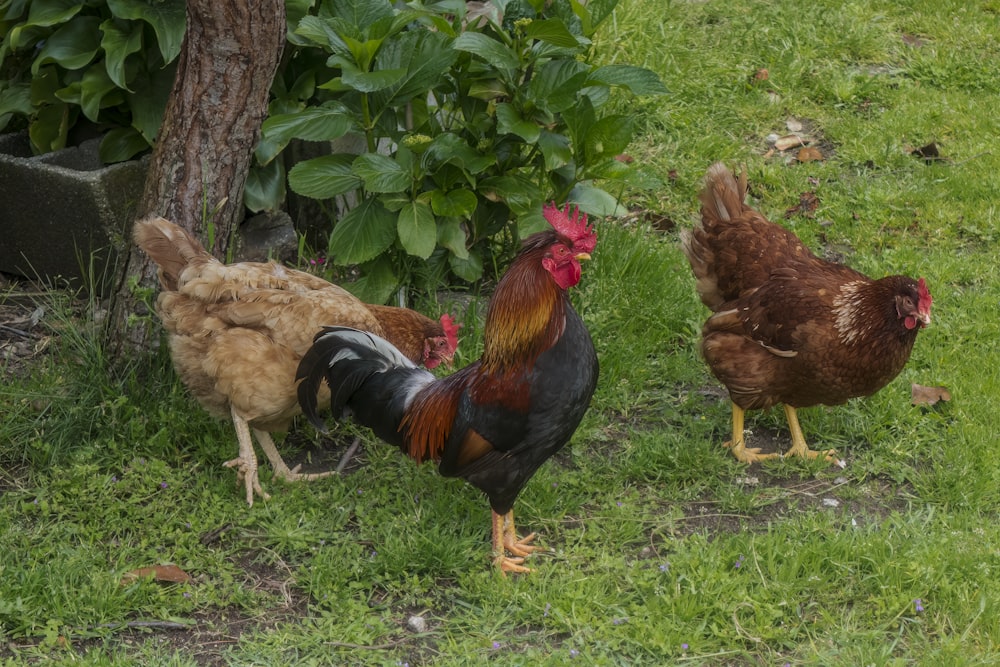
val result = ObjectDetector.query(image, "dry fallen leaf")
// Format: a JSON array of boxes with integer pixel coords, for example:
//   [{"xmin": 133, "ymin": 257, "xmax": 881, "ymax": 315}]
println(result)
[
  {"xmin": 121, "ymin": 564, "xmax": 192, "ymax": 586},
  {"xmin": 774, "ymin": 134, "xmax": 808, "ymax": 151},
  {"xmin": 785, "ymin": 191, "xmax": 820, "ymax": 218},
  {"xmin": 753, "ymin": 68, "xmax": 769, "ymax": 82},
  {"xmin": 910, "ymin": 142, "xmax": 943, "ymax": 164},
  {"xmin": 911, "ymin": 383, "xmax": 952, "ymax": 406},
  {"xmin": 796, "ymin": 146, "xmax": 824, "ymax": 162}
]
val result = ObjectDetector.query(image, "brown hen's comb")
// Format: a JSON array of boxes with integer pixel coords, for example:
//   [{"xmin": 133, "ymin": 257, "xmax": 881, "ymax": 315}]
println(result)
[
  {"xmin": 543, "ymin": 202, "xmax": 596, "ymax": 254},
  {"xmin": 917, "ymin": 278, "xmax": 932, "ymax": 313}
]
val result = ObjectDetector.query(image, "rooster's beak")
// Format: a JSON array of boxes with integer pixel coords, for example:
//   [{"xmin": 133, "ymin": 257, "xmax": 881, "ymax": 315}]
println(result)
[{"xmin": 575, "ymin": 253, "xmax": 591, "ymax": 261}]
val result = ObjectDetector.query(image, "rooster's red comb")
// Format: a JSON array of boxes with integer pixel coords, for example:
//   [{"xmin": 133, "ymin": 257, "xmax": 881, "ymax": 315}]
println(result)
[
  {"xmin": 543, "ymin": 202, "xmax": 596, "ymax": 254},
  {"xmin": 439, "ymin": 313, "xmax": 461, "ymax": 353},
  {"xmin": 917, "ymin": 277, "xmax": 932, "ymax": 314}
]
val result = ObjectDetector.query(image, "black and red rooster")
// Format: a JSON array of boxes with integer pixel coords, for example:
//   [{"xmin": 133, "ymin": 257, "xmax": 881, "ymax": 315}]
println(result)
[{"xmin": 296, "ymin": 204, "xmax": 599, "ymax": 573}]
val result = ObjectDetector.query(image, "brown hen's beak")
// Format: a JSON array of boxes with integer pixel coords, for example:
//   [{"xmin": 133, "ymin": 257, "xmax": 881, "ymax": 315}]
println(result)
[
  {"xmin": 918, "ymin": 311, "xmax": 931, "ymax": 326},
  {"xmin": 575, "ymin": 252, "xmax": 591, "ymax": 261}
]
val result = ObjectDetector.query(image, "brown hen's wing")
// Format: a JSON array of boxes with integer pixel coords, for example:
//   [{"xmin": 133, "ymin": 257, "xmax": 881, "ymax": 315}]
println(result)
[{"xmin": 683, "ymin": 163, "xmax": 820, "ymax": 309}]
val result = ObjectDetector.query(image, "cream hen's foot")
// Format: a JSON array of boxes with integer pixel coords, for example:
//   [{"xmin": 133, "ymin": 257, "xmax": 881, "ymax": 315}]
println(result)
[
  {"xmin": 254, "ymin": 429, "xmax": 337, "ymax": 483},
  {"xmin": 225, "ymin": 409, "xmax": 270, "ymax": 506}
]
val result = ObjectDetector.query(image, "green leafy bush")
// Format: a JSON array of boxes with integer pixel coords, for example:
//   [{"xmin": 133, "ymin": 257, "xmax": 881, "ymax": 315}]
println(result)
[
  {"xmin": 0, "ymin": 0, "xmax": 185, "ymax": 162},
  {"xmin": 256, "ymin": 0, "xmax": 667, "ymax": 301}
]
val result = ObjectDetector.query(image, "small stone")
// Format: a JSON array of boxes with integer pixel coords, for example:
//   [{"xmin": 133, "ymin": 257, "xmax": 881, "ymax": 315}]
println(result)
[
  {"xmin": 821, "ymin": 497, "xmax": 840, "ymax": 507},
  {"xmin": 406, "ymin": 615, "xmax": 427, "ymax": 633}
]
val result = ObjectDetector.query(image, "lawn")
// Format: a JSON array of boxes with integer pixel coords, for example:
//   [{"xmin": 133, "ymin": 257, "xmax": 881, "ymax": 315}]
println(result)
[{"xmin": 3, "ymin": 0, "xmax": 1000, "ymax": 664}]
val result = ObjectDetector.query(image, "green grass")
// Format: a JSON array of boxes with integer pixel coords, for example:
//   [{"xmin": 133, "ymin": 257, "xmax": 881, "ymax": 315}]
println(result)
[{"xmin": 3, "ymin": 0, "xmax": 1000, "ymax": 663}]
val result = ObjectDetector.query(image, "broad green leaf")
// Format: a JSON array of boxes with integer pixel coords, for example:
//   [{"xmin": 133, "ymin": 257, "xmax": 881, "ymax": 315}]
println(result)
[
  {"xmin": 495, "ymin": 103, "xmax": 540, "ymax": 143},
  {"xmin": 397, "ymin": 201, "xmax": 437, "ymax": 259},
  {"xmin": 583, "ymin": 114, "xmax": 634, "ymax": 162},
  {"xmin": 437, "ymin": 218, "xmax": 469, "ymax": 260},
  {"xmin": 346, "ymin": 256, "xmax": 398, "ymax": 305},
  {"xmin": 517, "ymin": 207, "xmax": 552, "ymax": 237},
  {"xmin": 568, "ymin": 0, "xmax": 618, "ymax": 36},
  {"xmin": 244, "ymin": 159, "xmax": 286, "ymax": 213},
  {"xmin": 528, "ymin": 58, "xmax": 589, "ymax": 113},
  {"xmin": 353, "ymin": 153, "xmax": 409, "ymax": 193},
  {"xmin": 126, "ymin": 61, "xmax": 175, "ymax": 143},
  {"xmin": 295, "ymin": 15, "xmax": 351, "ymax": 55},
  {"xmin": 29, "ymin": 101, "xmax": 70, "ymax": 152},
  {"xmin": 524, "ymin": 18, "xmax": 580, "ymax": 49},
  {"xmin": 31, "ymin": 16, "xmax": 102, "ymax": 74},
  {"xmin": 372, "ymin": 30, "xmax": 456, "ymax": 107},
  {"xmin": 422, "ymin": 133, "xmax": 495, "ymax": 175},
  {"xmin": 537, "ymin": 129, "xmax": 572, "ymax": 171},
  {"xmin": 99, "ymin": 126, "xmax": 149, "ymax": 163},
  {"xmin": 107, "ymin": 0, "xmax": 185, "ymax": 63},
  {"xmin": 327, "ymin": 198, "xmax": 397, "ymax": 265},
  {"xmin": 23, "ymin": 0, "xmax": 81, "ymax": 27},
  {"xmin": 288, "ymin": 153, "xmax": 361, "ymax": 199},
  {"xmin": 79, "ymin": 64, "xmax": 117, "ymax": 121},
  {"xmin": 589, "ymin": 64, "xmax": 668, "ymax": 96},
  {"xmin": 340, "ymin": 62, "xmax": 406, "ymax": 93},
  {"xmin": 0, "ymin": 83, "xmax": 32, "ymax": 131},
  {"xmin": 453, "ymin": 32, "xmax": 519, "ymax": 80},
  {"xmin": 430, "ymin": 188, "xmax": 477, "ymax": 218},
  {"xmin": 100, "ymin": 19, "xmax": 143, "ymax": 90},
  {"xmin": 262, "ymin": 105, "xmax": 354, "ymax": 144},
  {"xmin": 324, "ymin": 0, "xmax": 394, "ymax": 32},
  {"xmin": 479, "ymin": 174, "xmax": 543, "ymax": 212},
  {"xmin": 568, "ymin": 182, "xmax": 626, "ymax": 216},
  {"xmin": 449, "ymin": 248, "xmax": 484, "ymax": 282}
]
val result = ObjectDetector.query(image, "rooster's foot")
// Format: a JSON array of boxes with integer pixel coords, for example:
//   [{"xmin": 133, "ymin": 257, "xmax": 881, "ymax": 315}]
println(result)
[{"xmin": 494, "ymin": 553, "xmax": 532, "ymax": 575}]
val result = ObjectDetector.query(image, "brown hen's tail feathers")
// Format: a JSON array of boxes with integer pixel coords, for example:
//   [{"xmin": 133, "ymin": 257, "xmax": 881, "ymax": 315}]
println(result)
[
  {"xmin": 699, "ymin": 162, "xmax": 748, "ymax": 225},
  {"xmin": 133, "ymin": 216, "xmax": 214, "ymax": 291}
]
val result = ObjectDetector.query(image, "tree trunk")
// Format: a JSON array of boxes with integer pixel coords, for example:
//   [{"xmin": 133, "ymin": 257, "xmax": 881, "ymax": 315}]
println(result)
[{"xmin": 105, "ymin": 0, "xmax": 285, "ymax": 361}]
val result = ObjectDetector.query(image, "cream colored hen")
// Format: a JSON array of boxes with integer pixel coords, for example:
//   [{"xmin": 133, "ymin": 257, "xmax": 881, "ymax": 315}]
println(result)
[{"xmin": 134, "ymin": 216, "xmax": 458, "ymax": 505}]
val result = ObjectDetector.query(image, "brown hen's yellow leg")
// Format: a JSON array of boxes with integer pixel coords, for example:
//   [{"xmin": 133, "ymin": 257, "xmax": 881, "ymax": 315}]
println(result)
[
  {"xmin": 254, "ymin": 429, "xmax": 336, "ymax": 483},
  {"xmin": 222, "ymin": 408, "xmax": 270, "ymax": 506},
  {"xmin": 491, "ymin": 510, "xmax": 532, "ymax": 575},
  {"xmin": 782, "ymin": 405, "xmax": 838, "ymax": 462},
  {"xmin": 724, "ymin": 403, "xmax": 778, "ymax": 463}
]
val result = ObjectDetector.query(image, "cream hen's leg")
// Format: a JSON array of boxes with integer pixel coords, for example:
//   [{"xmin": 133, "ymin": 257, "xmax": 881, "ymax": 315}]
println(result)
[
  {"xmin": 491, "ymin": 510, "xmax": 536, "ymax": 575},
  {"xmin": 253, "ymin": 429, "xmax": 336, "ymax": 483},
  {"xmin": 782, "ymin": 405, "xmax": 838, "ymax": 462},
  {"xmin": 724, "ymin": 403, "xmax": 778, "ymax": 464},
  {"xmin": 222, "ymin": 407, "xmax": 270, "ymax": 506}
]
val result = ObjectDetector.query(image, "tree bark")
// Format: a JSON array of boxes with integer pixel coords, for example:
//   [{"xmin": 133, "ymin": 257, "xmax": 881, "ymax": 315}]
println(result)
[{"xmin": 105, "ymin": 0, "xmax": 285, "ymax": 361}]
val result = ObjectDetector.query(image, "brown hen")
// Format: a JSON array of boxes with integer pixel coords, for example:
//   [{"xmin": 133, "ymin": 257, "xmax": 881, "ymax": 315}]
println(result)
[{"xmin": 682, "ymin": 163, "xmax": 932, "ymax": 463}]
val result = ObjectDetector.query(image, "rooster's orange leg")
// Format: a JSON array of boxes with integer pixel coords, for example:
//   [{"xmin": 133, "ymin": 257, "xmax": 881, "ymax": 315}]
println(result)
[
  {"xmin": 491, "ymin": 510, "xmax": 532, "ymax": 575},
  {"xmin": 253, "ymin": 429, "xmax": 336, "ymax": 483},
  {"xmin": 724, "ymin": 403, "xmax": 778, "ymax": 464},
  {"xmin": 782, "ymin": 405, "xmax": 838, "ymax": 462},
  {"xmin": 222, "ymin": 408, "xmax": 270, "ymax": 506}
]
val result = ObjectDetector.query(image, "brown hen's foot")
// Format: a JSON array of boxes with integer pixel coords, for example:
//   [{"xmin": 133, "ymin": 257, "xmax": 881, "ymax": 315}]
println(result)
[
  {"xmin": 492, "ymin": 510, "xmax": 537, "ymax": 575},
  {"xmin": 725, "ymin": 438, "xmax": 779, "ymax": 464},
  {"xmin": 782, "ymin": 405, "xmax": 841, "ymax": 464},
  {"xmin": 724, "ymin": 403, "xmax": 778, "ymax": 463}
]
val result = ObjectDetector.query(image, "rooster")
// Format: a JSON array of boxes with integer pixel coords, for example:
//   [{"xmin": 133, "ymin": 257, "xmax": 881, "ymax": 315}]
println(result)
[
  {"xmin": 296, "ymin": 204, "xmax": 599, "ymax": 573},
  {"xmin": 682, "ymin": 163, "xmax": 932, "ymax": 463},
  {"xmin": 134, "ymin": 216, "xmax": 459, "ymax": 505}
]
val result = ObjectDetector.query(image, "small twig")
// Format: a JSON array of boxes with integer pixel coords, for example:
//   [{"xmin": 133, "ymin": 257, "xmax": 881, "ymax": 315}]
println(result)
[
  {"xmin": 0, "ymin": 323, "xmax": 35, "ymax": 339},
  {"xmin": 335, "ymin": 437, "xmax": 363, "ymax": 474},
  {"xmin": 85, "ymin": 620, "xmax": 192, "ymax": 632},
  {"xmin": 731, "ymin": 602, "xmax": 763, "ymax": 644},
  {"xmin": 324, "ymin": 639, "xmax": 405, "ymax": 650}
]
